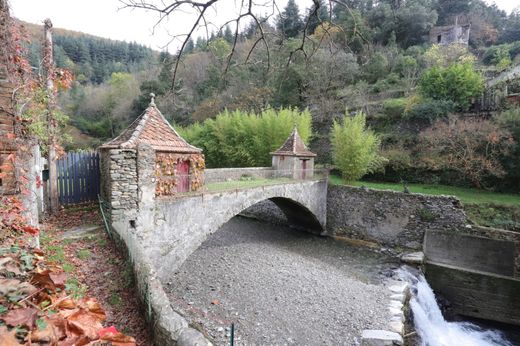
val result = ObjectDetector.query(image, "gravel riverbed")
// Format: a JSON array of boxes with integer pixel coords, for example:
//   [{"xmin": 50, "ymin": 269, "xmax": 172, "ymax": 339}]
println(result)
[{"xmin": 164, "ymin": 217, "xmax": 399, "ymax": 346}]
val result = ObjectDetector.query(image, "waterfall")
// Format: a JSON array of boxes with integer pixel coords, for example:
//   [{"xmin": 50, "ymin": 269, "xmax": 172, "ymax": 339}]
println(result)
[{"xmin": 402, "ymin": 271, "xmax": 513, "ymax": 346}]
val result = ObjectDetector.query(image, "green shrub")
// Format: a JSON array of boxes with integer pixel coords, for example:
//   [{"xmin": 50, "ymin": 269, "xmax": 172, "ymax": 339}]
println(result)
[
  {"xmin": 371, "ymin": 79, "xmax": 391, "ymax": 93},
  {"xmin": 496, "ymin": 107, "xmax": 520, "ymax": 192},
  {"xmin": 364, "ymin": 52, "xmax": 389, "ymax": 84},
  {"xmin": 465, "ymin": 203, "xmax": 520, "ymax": 232},
  {"xmin": 419, "ymin": 62, "xmax": 484, "ymax": 110},
  {"xmin": 331, "ymin": 112, "xmax": 386, "ymax": 182},
  {"xmin": 418, "ymin": 208, "xmax": 437, "ymax": 222},
  {"xmin": 385, "ymin": 73, "xmax": 401, "ymax": 85},
  {"xmin": 381, "ymin": 147, "xmax": 412, "ymax": 171},
  {"xmin": 404, "ymin": 100, "xmax": 455, "ymax": 123},
  {"xmin": 482, "ymin": 42, "xmax": 520, "ymax": 65},
  {"xmin": 178, "ymin": 108, "xmax": 312, "ymax": 168},
  {"xmin": 382, "ymin": 98, "xmax": 407, "ymax": 119}
]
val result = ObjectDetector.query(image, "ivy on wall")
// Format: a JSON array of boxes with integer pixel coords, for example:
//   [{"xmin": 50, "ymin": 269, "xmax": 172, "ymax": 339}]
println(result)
[{"xmin": 154, "ymin": 152, "xmax": 205, "ymax": 196}]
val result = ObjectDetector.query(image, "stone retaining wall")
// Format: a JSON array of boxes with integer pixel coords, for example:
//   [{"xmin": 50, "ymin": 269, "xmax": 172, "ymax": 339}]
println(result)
[
  {"xmin": 326, "ymin": 185, "xmax": 468, "ymax": 249},
  {"xmin": 424, "ymin": 230, "xmax": 517, "ymax": 276},
  {"xmin": 452, "ymin": 225, "xmax": 520, "ymax": 277},
  {"xmin": 104, "ymin": 216, "xmax": 211, "ymax": 346},
  {"xmin": 426, "ymin": 262, "xmax": 520, "ymax": 326}
]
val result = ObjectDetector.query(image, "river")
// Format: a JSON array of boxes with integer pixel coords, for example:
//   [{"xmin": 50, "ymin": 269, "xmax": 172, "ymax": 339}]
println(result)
[{"xmin": 164, "ymin": 216, "xmax": 399, "ymax": 345}]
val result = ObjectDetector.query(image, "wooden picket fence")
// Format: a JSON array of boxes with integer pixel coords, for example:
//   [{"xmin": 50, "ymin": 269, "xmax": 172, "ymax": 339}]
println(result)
[{"xmin": 57, "ymin": 151, "xmax": 100, "ymax": 205}]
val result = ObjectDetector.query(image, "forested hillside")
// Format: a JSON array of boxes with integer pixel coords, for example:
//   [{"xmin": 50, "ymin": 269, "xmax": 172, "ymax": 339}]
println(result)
[
  {"xmin": 18, "ymin": 0, "xmax": 520, "ymax": 193},
  {"xmin": 23, "ymin": 21, "xmax": 154, "ymax": 83},
  {"xmin": 19, "ymin": 20, "xmax": 155, "ymax": 145}
]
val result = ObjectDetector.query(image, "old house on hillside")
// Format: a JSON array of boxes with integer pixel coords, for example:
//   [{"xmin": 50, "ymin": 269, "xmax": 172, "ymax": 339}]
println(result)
[
  {"xmin": 429, "ymin": 18, "xmax": 470, "ymax": 45},
  {"xmin": 100, "ymin": 95, "xmax": 204, "ymax": 202}
]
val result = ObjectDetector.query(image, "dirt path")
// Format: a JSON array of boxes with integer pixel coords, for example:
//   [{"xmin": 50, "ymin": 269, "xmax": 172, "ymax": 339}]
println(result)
[
  {"xmin": 42, "ymin": 205, "xmax": 152, "ymax": 345},
  {"xmin": 165, "ymin": 217, "xmax": 399, "ymax": 346}
]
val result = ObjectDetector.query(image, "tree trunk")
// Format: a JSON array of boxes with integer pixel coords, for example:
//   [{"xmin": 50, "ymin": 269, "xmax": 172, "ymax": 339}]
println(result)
[{"xmin": 43, "ymin": 19, "xmax": 58, "ymax": 213}]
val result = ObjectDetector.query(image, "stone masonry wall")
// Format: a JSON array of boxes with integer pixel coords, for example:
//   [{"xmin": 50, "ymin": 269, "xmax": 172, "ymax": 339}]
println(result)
[
  {"xmin": 326, "ymin": 185, "xmax": 468, "ymax": 249},
  {"xmin": 0, "ymin": 48, "xmax": 17, "ymax": 194},
  {"xmin": 240, "ymin": 200, "xmax": 289, "ymax": 225},
  {"xmin": 99, "ymin": 149, "xmax": 111, "ymax": 202},
  {"xmin": 104, "ymin": 149, "xmax": 138, "ymax": 222}
]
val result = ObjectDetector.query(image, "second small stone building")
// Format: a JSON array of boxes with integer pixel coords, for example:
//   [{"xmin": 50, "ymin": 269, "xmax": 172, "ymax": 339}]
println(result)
[{"xmin": 271, "ymin": 127, "xmax": 316, "ymax": 179}]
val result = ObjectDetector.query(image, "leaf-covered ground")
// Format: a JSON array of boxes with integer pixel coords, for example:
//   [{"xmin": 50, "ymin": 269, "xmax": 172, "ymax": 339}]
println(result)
[{"xmin": 0, "ymin": 202, "xmax": 151, "ymax": 345}]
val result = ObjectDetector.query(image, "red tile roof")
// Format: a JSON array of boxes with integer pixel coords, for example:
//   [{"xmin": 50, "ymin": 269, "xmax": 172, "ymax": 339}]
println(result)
[
  {"xmin": 99, "ymin": 105, "xmax": 202, "ymax": 153},
  {"xmin": 271, "ymin": 127, "xmax": 316, "ymax": 157}
]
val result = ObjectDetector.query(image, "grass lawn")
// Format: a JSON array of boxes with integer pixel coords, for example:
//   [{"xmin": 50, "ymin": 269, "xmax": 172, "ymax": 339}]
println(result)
[
  {"xmin": 205, "ymin": 177, "xmax": 293, "ymax": 192},
  {"xmin": 329, "ymin": 175, "xmax": 520, "ymax": 206}
]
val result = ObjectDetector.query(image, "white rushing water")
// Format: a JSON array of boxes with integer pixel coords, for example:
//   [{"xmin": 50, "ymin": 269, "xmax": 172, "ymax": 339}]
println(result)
[{"xmin": 403, "ymin": 271, "xmax": 513, "ymax": 346}]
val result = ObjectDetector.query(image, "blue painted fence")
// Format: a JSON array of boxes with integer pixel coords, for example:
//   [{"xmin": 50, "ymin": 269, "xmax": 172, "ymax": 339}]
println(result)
[{"xmin": 57, "ymin": 151, "xmax": 100, "ymax": 205}]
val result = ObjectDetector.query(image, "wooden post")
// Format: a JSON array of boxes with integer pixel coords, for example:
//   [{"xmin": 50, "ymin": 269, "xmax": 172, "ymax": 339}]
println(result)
[{"xmin": 43, "ymin": 19, "xmax": 58, "ymax": 213}]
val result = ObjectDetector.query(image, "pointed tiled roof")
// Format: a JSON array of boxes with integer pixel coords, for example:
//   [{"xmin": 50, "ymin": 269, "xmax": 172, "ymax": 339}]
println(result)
[
  {"xmin": 271, "ymin": 127, "xmax": 316, "ymax": 157},
  {"xmin": 99, "ymin": 104, "xmax": 202, "ymax": 153}
]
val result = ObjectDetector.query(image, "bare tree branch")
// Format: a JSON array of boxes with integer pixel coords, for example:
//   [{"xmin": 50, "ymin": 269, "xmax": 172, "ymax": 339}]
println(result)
[{"xmin": 119, "ymin": 0, "xmax": 366, "ymax": 91}]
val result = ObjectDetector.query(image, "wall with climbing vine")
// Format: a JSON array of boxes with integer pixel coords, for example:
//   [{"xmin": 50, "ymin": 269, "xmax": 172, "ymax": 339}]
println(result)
[{"xmin": 155, "ymin": 152, "xmax": 205, "ymax": 196}]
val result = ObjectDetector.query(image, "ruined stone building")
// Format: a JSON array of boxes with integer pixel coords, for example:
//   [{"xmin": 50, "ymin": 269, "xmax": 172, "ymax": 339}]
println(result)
[{"xmin": 429, "ymin": 18, "xmax": 470, "ymax": 45}]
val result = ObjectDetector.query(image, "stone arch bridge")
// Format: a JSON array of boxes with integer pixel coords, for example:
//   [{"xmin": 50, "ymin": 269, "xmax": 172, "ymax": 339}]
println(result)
[
  {"xmin": 103, "ymin": 146, "xmax": 328, "ymax": 279},
  {"xmin": 149, "ymin": 179, "xmax": 327, "ymax": 278}
]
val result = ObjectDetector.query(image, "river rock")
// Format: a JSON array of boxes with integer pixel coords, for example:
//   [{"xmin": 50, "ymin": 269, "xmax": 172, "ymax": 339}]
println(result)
[
  {"xmin": 361, "ymin": 330, "xmax": 403, "ymax": 346},
  {"xmin": 400, "ymin": 252, "xmax": 424, "ymax": 265}
]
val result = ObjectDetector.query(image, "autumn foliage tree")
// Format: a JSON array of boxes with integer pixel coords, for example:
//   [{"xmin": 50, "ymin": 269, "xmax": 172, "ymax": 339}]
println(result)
[{"xmin": 419, "ymin": 116, "xmax": 514, "ymax": 189}]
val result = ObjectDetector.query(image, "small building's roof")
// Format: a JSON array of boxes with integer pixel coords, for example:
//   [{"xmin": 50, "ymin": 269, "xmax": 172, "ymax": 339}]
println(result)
[
  {"xmin": 99, "ymin": 99, "xmax": 201, "ymax": 154},
  {"xmin": 271, "ymin": 127, "xmax": 316, "ymax": 157}
]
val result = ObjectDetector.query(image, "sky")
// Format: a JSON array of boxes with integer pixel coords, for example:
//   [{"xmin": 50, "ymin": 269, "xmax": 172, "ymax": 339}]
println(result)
[{"xmin": 10, "ymin": 0, "xmax": 520, "ymax": 51}]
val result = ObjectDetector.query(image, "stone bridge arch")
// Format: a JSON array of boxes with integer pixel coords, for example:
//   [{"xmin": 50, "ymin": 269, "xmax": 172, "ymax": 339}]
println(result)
[{"xmin": 140, "ymin": 180, "xmax": 327, "ymax": 280}]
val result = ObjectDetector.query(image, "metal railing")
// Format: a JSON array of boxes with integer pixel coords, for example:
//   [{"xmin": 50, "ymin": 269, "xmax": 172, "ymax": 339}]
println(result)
[{"xmin": 157, "ymin": 169, "xmax": 329, "ymax": 198}]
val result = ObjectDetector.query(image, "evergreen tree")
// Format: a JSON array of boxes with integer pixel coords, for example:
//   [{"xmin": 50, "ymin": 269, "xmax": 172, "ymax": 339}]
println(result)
[
  {"xmin": 306, "ymin": 0, "xmax": 330, "ymax": 34},
  {"xmin": 185, "ymin": 38, "xmax": 195, "ymax": 54},
  {"xmin": 276, "ymin": 0, "xmax": 303, "ymax": 38},
  {"xmin": 195, "ymin": 37, "xmax": 207, "ymax": 50},
  {"xmin": 223, "ymin": 25, "xmax": 234, "ymax": 43},
  {"xmin": 435, "ymin": 0, "xmax": 471, "ymax": 25},
  {"xmin": 158, "ymin": 51, "xmax": 174, "ymax": 89},
  {"xmin": 500, "ymin": 10, "xmax": 520, "ymax": 43}
]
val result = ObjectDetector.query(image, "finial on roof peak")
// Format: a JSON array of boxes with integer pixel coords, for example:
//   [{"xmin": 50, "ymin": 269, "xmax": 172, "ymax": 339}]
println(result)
[{"xmin": 149, "ymin": 93, "xmax": 156, "ymax": 106}]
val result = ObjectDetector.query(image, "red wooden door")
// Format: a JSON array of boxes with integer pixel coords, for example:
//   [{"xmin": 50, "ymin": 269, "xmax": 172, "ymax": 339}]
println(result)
[{"xmin": 176, "ymin": 160, "xmax": 190, "ymax": 193}]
